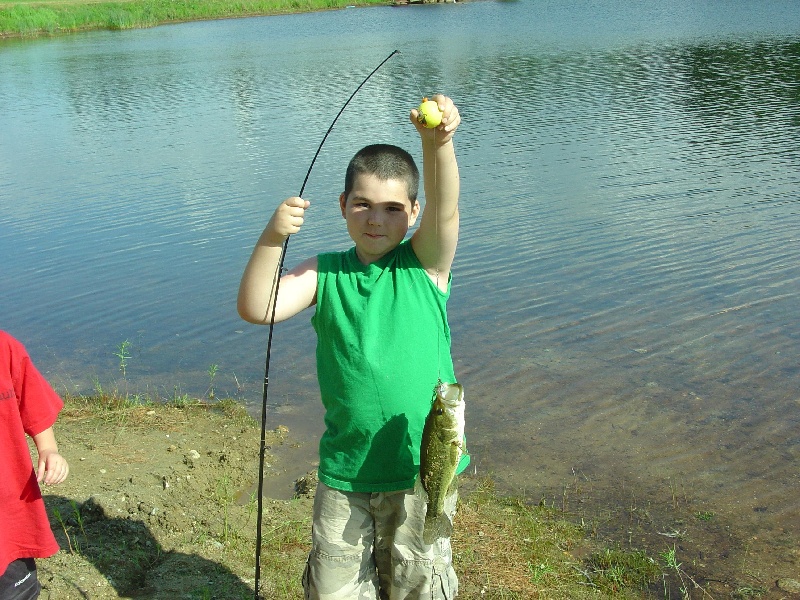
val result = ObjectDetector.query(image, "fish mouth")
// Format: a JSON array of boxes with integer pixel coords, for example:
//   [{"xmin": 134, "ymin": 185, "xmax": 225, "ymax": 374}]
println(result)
[{"xmin": 437, "ymin": 382, "xmax": 464, "ymax": 408}]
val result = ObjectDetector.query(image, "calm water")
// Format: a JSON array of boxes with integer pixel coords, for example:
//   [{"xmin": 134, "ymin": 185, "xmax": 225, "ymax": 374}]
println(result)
[{"xmin": 2, "ymin": 0, "xmax": 799, "ymax": 589}]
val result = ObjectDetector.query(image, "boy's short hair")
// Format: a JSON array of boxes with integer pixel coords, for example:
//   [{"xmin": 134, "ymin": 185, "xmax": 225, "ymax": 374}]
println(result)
[{"xmin": 344, "ymin": 144, "xmax": 420, "ymax": 202}]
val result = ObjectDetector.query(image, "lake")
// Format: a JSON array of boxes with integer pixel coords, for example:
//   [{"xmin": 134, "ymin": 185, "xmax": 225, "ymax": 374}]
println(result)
[{"xmin": 2, "ymin": 0, "xmax": 799, "ymax": 592}]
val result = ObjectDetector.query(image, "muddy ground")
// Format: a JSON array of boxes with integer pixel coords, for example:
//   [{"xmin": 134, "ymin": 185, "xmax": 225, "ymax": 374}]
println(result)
[{"xmin": 33, "ymin": 399, "xmax": 308, "ymax": 599}]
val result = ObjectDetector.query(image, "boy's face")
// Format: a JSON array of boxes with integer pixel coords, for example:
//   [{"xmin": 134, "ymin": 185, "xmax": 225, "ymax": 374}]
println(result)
[{"xmin": 340, "ymin": 173, "xmax": 420, "ymax": 265}]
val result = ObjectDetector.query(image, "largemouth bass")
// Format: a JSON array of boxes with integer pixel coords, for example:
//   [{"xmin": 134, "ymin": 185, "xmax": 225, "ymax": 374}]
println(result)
[{"xmin": 418, "ymin": 381, "xmax": 465, "ymax": 544}]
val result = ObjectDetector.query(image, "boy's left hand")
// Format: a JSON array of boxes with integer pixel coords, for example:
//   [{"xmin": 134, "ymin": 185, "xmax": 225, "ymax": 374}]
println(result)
[
  {"xmin": 38, "ymin": 450, "xmax": 69, "ymax": 485},
  {"xmin": 410, "ymin": 94, "xmax": 461, "ymax": 144}
]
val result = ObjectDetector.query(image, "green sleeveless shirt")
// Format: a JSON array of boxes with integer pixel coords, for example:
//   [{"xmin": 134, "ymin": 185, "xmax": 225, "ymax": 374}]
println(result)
[{"xmin": 312, "ymin": 239, "xmax": 468, "ymax": 492}]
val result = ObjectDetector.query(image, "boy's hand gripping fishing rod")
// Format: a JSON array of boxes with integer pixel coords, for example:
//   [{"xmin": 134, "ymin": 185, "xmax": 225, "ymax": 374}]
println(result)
[{"xmin": 253, "ymin": 49, "xmax": 400, "ymax": 600}]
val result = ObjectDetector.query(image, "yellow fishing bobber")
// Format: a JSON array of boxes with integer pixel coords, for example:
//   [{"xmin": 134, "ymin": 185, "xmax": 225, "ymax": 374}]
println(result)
[{"xmin": 417, "ymin": 97, "xmax": 443, "ymax": 128}]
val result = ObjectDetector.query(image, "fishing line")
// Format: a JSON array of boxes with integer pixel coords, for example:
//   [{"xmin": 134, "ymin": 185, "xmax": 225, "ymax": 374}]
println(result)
[
  {"xmin": 396, "ymin": 50, "xmax": 425, "ymax": 101},
  {"xmin": 433, "ymin": 126, "xmax": 441, "ymax": 385},
  {"xmin": 252, "ymin": 48, "xmax": 400, "ymax": 600}
]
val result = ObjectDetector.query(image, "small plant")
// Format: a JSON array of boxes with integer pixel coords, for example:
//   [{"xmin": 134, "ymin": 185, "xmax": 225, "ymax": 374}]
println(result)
[
  {"xmin": 661, "ymin": 545, "xmax": 680, "ymax": 570},
  {"xmin": 695, "ymin": 511, "xmax": 715, "ymax": 521},
  {"xmin": 660, "ymin": 545, "xmax": 715, "ymax": 599},
  {"xmin": 585, "ymin": 547, "xmax": 661, "ymax": 592},
  {"xmin": 91, "ymin": 375, "xmax": 104, "ymax": 396},
  {"xmin": 241, "ymin": 489, "xmax": 258, "ymax": 530},
  {"xmin": 207, "ymin": 363, "xmax": 219, "ymax": 399},
  {"xmin": 216, "ymin": 476, "xmax": 235, "ymax": 543},
  {"xmin": 171, "ymin": 386, "xmax": 192, "ymax": 407},
  {"xmin": 114, "ymin": 339, "xmax": 132, "ymax": 377},
  {"xmin": 528, "ymin": 560, "xmax": 554, "ymax": 583},
  {"xmin": 607, "ymin": 564, "xmax": 626, "ymax": 588},
  {"xmin": 53, "ymin": 506, "xmax": 78, "ymax": 554},
  {"xmin": 70, "ymin": 500, "xmax": 86, "ymax": 535}
]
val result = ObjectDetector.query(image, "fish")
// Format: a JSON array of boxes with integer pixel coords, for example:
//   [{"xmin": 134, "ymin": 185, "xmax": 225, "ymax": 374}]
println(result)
[{"xmin": 418, "ymin": 381, "xmax": 465, "ymax": 544}]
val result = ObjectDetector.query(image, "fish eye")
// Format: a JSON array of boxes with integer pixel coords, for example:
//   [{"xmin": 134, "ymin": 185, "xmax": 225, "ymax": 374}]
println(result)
[{"xmin": 435, "ymin": 408, "xmax": 444, "ymax": 415}]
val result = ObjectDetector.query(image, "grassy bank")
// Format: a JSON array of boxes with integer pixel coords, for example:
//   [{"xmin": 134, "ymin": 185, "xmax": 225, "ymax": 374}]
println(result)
[
  {"xmin": 38, "ymin": 390, "xmax": 674, "ymax": 599},
  {"xmin": 0, "ymin": 0, "xmax": 388, "ymax": 38}
]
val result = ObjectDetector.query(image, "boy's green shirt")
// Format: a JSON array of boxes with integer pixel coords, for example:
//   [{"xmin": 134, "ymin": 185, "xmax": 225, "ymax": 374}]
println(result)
[{"xmin": 312, "ymin": 239, "xmax": 469, "ymax": 492}]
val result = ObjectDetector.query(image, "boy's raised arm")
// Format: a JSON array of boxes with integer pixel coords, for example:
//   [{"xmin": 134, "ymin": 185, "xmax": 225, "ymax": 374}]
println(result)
[
  {"xmin": 410, "ymin": 94, "xmax": 461, "ymax": 290},
  {"xmin": 237, "ymin": 197, "xmax": 318, "ymax": 324}
]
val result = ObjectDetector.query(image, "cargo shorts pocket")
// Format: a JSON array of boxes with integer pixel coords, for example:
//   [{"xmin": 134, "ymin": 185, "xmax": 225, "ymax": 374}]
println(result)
[
  {"xmin": 431, "ymin": 560, "xmax": 458, "ymax": 600},
  {"xmin": 302, "ymin": 550, "xmax": 379, "ymax": 600}
]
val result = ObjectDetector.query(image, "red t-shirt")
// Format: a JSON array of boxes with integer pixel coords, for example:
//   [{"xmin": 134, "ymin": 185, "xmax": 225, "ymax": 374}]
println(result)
[{"xmin": 0, "ymin": 331, "xmax": 63, "ymax": 574}]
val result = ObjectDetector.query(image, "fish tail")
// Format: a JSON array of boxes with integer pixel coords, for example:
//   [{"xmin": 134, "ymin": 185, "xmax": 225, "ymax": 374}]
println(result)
[{"xmin": 423, "ymin": 511, "xmax": 453, "ymax": 545}]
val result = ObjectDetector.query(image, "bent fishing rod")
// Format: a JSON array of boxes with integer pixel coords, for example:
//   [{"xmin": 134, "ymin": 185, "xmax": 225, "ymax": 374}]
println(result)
[{"xmin": 253, "ymin": 49, "xmax": 399, "ymax": 599}]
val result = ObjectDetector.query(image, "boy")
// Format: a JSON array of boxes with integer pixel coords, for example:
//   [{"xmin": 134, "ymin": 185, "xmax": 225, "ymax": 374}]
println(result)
[
  {"xmin": 238, "ymin": 95, "xmax": 468, "ymax": 599},
  {"xmin": 1, "ymin": 331, "xmax": 70, "ymax": 600}
]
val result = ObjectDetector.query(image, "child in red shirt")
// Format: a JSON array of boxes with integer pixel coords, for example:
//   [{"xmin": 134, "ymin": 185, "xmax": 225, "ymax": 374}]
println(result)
[{"xmin": 0, "ymin": 331, "xmax": 69, "ymax": 600}]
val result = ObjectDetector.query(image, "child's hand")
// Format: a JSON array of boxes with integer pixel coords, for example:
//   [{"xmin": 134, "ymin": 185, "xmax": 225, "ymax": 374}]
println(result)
[
  {"xmin": 266, "ymin": 197, "xmax": 310, "ymax": 243},
  {"xmin": 37, "ymin": 450, "xmax": 69, "ymax": 485},
  {"xmin": 410, "ymin": 94, "xmax": 461, "ymax": 144}
]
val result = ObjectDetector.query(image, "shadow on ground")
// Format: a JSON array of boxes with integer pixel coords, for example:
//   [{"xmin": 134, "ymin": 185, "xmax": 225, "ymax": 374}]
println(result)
[{"xmin": 41, "ymin": 495, "xmax": 254, "ymax": 599}]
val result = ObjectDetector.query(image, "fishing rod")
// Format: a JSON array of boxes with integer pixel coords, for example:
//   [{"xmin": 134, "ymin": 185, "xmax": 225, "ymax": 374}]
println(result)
[{"xmin": 253, "ymin": 48, "xmax": 400, "ymax": 600}]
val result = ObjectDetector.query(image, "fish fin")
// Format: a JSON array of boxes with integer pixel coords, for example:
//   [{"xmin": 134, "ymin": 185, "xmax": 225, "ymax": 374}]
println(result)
[
  {"xmin": 414, "ymin": 475, "xmax": 428, "ymax": 500},
  {"xmin": 446, "ymin": 474, "xmax": 459, "ymax": 497},
  {"xmin": 449, "ymin": 440, "xmax": 463, "ymax": 473}
]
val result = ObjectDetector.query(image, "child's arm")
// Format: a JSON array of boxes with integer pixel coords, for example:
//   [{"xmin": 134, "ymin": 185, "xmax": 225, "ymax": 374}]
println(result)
[
  {"xmin": 237, "ymin": 197, "xmax": 318, "ymax": 324},
  {"xmin": 409, "ymin": 94, "xmax": 461, "ymax": 291},
  {"xmin": 32, "ymin": 426, "xmax": 69, "ymax": 485}
]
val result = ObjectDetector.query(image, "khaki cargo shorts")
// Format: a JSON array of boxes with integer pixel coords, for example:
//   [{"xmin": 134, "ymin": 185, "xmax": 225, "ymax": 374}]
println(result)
[{"xmin": 302, "ymin": 481, "xmax": 458, "ymax": 600}]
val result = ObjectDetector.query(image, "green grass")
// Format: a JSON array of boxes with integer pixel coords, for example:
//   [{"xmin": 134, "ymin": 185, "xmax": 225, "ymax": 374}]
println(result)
[
  {"xmin": 453, "ymin": 478, "xmax": 662, "ymax": 598},
  {"xmin": 61, "ymin": 388, "xmax": 257, "ymax": 428},
  {"xmin": 0, "ymin": 0, "xmax": 389, "ymax": 38},
  {"xmin": 586, "ymin": 547, "xmax": 661, "ymax": 594}
]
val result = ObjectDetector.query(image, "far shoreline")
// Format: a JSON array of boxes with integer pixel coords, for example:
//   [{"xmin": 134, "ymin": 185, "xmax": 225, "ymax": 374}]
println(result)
[{"xmin": 0, "ymin": 0, "xmax": 399, "ymax": 40}]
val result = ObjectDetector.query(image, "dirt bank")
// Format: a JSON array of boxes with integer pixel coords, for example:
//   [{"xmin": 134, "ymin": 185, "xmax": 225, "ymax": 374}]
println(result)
[
  {"xmin": 35, "ymin": 398, "xmax": 307, "ymax": 599},
  {"xmin": 31, "ymin": 394, "xmax": 686, "ymax": 599}
]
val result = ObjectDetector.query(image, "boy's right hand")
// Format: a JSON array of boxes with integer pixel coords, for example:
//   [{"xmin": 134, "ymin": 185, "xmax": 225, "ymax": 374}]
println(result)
[{"xmin": 266, "ymin": 197, "xmax": 310, "ymax": 243}]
